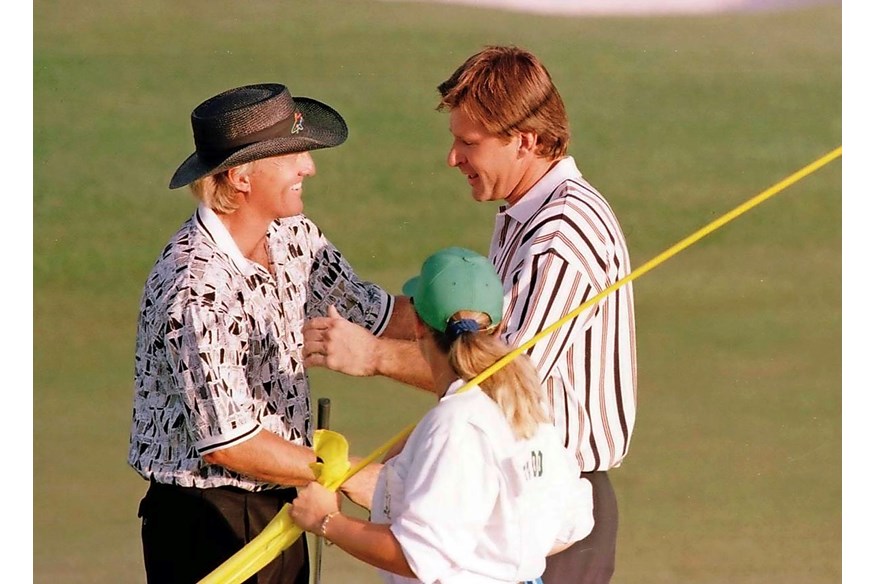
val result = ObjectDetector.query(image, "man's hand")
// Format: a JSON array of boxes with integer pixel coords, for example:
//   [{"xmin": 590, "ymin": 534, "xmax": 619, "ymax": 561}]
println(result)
[
  {"xmin": 304, "ymin": 306, "xmax": 379, "ymax": 376},
  {"xmin": 305, "ymin": 304, "xmax": 435, "ymax": 390}
]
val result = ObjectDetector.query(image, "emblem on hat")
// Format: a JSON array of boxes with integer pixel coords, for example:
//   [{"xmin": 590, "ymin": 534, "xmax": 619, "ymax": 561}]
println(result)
[{"xmin": 291, "ymin": 111, "xmax": 304, "ymax": 135}]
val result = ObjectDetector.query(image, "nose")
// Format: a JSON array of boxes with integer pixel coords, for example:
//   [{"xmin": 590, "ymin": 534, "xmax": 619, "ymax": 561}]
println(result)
[
  {"xmin": 300, "ymin": 151, "xmax": 316, "ymax": 176},
  {"xmin": 447, "ymin": 145, "xmax": 461, "ymax": 168}
]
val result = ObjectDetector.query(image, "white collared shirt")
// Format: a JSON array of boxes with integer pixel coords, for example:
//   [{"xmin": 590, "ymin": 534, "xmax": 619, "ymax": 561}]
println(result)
[
  {"xmin": 371, "ymin": 380, "xmax": 593, "ymax": 584},
  {"xmin": 490, "ymin": 157, "xmax": 638, "ymax": 472},
  {"xmin": 128, "ymin": 205, "xmax": 393, "ymax": 490}
]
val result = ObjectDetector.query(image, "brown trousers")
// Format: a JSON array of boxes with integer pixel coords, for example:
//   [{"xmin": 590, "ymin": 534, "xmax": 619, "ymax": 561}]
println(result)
[
  {"xmin": 541, "ymin": 471, "xmax": 619, "ymax": 584},
  {"xmin": 138, "ymin": 480, "xmax": 309, "ymax": 584}
]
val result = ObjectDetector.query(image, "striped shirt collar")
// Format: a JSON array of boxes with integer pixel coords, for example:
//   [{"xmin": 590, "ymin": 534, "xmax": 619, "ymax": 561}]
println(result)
[
  {"xmin": 502, "ymin": 156, "xmax": 582, "ymax": 224},
  {"xmin": 195, "ymin": 203, "xmax": 259, "ymax": 277}
]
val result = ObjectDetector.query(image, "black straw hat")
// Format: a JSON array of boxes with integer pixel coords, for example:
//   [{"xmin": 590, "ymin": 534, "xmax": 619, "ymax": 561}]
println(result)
[{"xmin": 169, "ymin": 83, "xmax": 348, "ymax": 189}]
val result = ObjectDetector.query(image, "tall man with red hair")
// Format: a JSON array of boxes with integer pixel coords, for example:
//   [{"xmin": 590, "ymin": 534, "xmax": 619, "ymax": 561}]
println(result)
[{"xmin": 304, "ymin": 46, "xmax": 638, "ymax": 583}]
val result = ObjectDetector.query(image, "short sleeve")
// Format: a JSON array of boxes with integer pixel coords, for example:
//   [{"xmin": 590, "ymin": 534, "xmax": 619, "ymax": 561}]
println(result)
[
  {"xmin": 306, "ymin": 238, "xmax": 394, "ymax": 335},
  {"xmin": 167, "ymin": 300, "xmax": 260, "ymax": 454}
]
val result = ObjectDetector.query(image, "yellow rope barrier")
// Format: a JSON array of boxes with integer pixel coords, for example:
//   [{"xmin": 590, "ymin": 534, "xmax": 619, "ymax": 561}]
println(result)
[
  {"xmin": 465, "ymin": 145, "xmax": 843, "ymax": 389},
  {"xmin": 199, "ymin": 145, "xmax": 841, "ymax": 584}
]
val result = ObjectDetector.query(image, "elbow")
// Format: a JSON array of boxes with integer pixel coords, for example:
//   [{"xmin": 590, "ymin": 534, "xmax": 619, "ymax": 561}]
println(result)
[
  {"xmin": 202, "ymin": 449, "xmax": 229, "ymax": 467},
  {"xmin": 203, "ymin": 448, "xmax": 247, "ymax": 475}
]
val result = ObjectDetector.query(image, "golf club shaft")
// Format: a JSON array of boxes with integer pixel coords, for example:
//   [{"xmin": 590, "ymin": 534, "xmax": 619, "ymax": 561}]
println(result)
[{"xmin": 314, "ymin": 398, "xmax": 331, "ymax": 584}]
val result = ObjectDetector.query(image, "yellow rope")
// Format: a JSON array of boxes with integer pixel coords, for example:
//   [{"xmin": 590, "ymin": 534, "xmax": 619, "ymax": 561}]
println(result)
[
  {"xmin": 464, "ymin": 145, "xmax": 843, "ymax": 390},
  {"xmin": 199, "ymin": 145, "xmax": 841, "ymax": 584}
]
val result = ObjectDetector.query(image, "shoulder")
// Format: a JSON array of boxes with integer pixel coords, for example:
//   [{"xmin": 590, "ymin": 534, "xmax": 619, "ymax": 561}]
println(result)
[
  {"xmin": 537, "ymin": 179, "xmax": 620, "ymax": 237},
  {"xmin": 521, "ymin": 178, "xmax": 627, "ymax": 265},
  {"xmin": 272, "ymin": 215, "xmax": 324, "ymax": 244},
  {"xmin": 418, "ymin": 388, "xmax": 486, "ymax": 428},
  {"xmin": 420, "ymin": 390, "xmax": 479, "ymax": 431},
  {"xmin": 417, "ymin": 389, "xmax": 512, "ymax": 448},
  {"xmin": 143, "ymin": 221, "xmax": 244, "ymax": 315}
]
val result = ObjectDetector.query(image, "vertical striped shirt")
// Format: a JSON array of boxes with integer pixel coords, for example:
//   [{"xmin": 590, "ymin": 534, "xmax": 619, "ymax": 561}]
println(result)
[{"xmin": 490, "ymin": 157, "xmax": 637, "ymax": 472}]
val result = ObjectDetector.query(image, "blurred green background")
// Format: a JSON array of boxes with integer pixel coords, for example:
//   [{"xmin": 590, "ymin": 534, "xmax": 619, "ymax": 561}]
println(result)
[{"xmin": 34, "ymin": 1, "xmax": 841, "ymax": 582}]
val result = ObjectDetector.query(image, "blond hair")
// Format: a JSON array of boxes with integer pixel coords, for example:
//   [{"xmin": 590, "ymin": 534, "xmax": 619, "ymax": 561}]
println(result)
[
  {"xmin": 188, "ymin": 162, "xmax": 253, "ymax": 214},
  {"xmin": 437, "ymin": 45, "xmax": 569, "ymax": 160},
  {"xmin": 431, "ymin": 312, "xmax": 548, "ymax": 440}
]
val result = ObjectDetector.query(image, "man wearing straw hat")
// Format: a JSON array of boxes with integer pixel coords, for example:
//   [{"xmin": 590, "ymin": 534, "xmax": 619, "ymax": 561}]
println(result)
[
  {"xmin": 127, "ymin": 83, "xmax": 402, "ymax": 584},
  {"xmin": 304, "ymin": 46, "xmax": 637, "ymax": 584}
]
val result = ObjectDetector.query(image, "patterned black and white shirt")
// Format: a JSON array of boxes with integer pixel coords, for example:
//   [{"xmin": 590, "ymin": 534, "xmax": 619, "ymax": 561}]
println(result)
[{"xmin": 128, "ymin": 205, "xmax": 393, "ymax": 490}]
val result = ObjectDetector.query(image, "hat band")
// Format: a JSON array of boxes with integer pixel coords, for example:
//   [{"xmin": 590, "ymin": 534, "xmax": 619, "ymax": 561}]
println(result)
[{"xmin": 196, "ymin": 113, "xmax": 297, "ymax": 163}]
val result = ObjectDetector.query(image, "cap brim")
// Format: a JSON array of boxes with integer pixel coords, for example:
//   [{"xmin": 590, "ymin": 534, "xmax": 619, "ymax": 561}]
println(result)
[
  {"xmin": 168, "ymin": 97, "xmax": 348, "ymax": 189},
  {"xmin": 402, "ymin": 276, "xmax": 420, "ymax": 298}
]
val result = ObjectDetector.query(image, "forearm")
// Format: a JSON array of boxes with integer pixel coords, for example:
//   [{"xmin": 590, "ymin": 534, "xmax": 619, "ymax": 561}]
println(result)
[
  {"xmin": 340, "ymin": 459, "xmax": 383, "ymax": 510},
  {"xmin": 203, "ymin": 429, "xmax": 317, "ymax": 486},
  {"xmin": 373, "ymin": 338, "xmax": 434, "ymax": 391},
  {"xmin": 322, "ymin": 514, "xmax": 416, "ymax": 578}
]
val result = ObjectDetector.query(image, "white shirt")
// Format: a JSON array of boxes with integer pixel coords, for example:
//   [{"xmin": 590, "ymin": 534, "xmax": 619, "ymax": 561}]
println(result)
[
  {"xmin": 371, "ymin": 380, "xmax": 593, "ymax": 584},
  {"xmin": 490, "ymin": 156, "xmax": 637, "ymax": 472}
]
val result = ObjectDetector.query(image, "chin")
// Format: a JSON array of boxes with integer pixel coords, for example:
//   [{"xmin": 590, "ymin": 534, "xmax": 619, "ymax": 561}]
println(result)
[{"xmin": 277, "ymin": 207, "xmax": 303, "ymax": 218}]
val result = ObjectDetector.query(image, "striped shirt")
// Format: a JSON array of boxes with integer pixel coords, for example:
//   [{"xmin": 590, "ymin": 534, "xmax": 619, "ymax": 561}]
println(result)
[{"xmin": 490, "ymin": 157, "xmax": 637, "ymax": 473}]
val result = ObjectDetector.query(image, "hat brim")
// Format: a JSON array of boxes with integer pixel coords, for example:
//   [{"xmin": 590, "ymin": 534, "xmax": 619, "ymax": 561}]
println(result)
[{"xmin": 168, "ymin": 97, "xmax": 348, "ymax": 189}]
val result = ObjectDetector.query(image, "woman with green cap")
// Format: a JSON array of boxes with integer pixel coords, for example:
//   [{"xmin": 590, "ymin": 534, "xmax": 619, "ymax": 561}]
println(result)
[{"xmin": 290, "ymin": 247, "xmax": 593, "ymax": 584}]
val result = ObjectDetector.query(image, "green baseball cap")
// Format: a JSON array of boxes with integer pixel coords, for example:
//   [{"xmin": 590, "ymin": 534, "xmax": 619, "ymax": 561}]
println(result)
[{"xmin": 402, "ymin": 247, "xmax": 504, "ymax": 332}]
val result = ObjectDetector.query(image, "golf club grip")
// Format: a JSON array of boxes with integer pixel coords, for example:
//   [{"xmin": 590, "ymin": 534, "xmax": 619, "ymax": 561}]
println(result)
[{"xmin": 317, "ymin": 397, "xmax": 331, "ymax": 430}]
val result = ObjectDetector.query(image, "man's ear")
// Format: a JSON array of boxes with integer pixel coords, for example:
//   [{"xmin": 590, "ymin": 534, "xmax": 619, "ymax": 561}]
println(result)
[
  {"xmin": 226, "ymin": 164, "xmax": 253, "ymax": 193},
  {"xmin": 517, "ymin": 131, "xmax": 538, "ymax": 157}
]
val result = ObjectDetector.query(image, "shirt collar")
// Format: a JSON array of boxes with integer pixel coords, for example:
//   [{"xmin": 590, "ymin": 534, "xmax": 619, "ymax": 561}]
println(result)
[
  {"xmin": 441, "ymin": 378, "xmax": 476, "ymax": 401},
  {"xmin": 195, "ymin": 204, "xmax": 259, "ymax": 277},
  {"xmin": 502, "ymin": 156, "xmax": 582, "ymax": 224}
]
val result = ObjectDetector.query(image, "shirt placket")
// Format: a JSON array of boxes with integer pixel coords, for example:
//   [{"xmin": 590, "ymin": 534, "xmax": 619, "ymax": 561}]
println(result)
[
  {"xmin": 252, "ymin": 235, "xmax": 291, "ymax": 362},
  {"xmin": 490, "ymin": 212, "xmax": 520, "ymax": 282}
]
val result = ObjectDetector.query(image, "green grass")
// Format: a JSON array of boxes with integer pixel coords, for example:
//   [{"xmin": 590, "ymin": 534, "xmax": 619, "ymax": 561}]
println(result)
[{"xmin": 34, "ymin": 1, "xmax": 841, "ymax": 582}]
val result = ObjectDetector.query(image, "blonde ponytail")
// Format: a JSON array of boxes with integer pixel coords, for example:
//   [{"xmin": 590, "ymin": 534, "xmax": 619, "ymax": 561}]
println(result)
[{"xmin": 433, "ymin": 312, "xmax": 548, "ymax": 440}]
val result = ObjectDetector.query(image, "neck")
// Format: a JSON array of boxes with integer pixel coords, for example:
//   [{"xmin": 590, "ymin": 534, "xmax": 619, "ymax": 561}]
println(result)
[
  {"xmin": 435, "ymin": 368, "xmax": 461, "ymax": 399},
  {"xmin": 505, "ymin": 156, "xmax": 560, "ymax": 207},
  {"xmin": 425, "ymin": 349, "xmax": 461, "ymax": 399},
  {"xmin": 217, "ymin": 208, "xmax": 273, "ymax": 266}
]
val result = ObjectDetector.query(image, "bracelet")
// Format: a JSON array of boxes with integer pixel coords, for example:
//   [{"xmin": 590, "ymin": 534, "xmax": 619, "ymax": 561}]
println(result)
[{"xmin": 319, "ymin": 511, "xmax": 341, "ymax": 539}]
